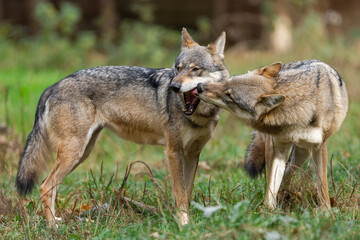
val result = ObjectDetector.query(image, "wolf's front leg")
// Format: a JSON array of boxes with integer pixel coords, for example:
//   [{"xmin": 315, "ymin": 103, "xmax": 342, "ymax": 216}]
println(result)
[
  {"xmin": 265, "ymin": 141, "xmax": 291, "ymax": 209},
  {"xmin": 165, "ymin": 134, "xmax": 190, "ymax": 225},
  {"xmin": 184, "ymin": 133, "xmax": 212, "ymax": 202}
]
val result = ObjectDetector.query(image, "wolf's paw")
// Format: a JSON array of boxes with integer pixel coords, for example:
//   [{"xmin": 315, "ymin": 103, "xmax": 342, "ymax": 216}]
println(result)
[
  {"xmin": 48, "ymin": 217, "xmax": 63, "ymax": 228},
  {"xmin": 178, "ymin": 211, "xmax": 189, "ymax": 226},
  {"xmin": 264, "ymin": 197, "xmax": 277, "ymax": 210}
]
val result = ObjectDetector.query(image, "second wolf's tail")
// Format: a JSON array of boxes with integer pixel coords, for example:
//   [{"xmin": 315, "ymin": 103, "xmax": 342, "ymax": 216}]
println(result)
[
  {"xmin": 244, "ymin": 131, "xmax": 266, "ymax": 178},
  {"xmin": 16, "ymin": 88, "xmax": 52, "ymax": 196}
]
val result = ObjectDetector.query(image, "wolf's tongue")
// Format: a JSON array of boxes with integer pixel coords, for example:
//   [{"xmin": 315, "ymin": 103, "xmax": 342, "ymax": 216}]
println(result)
[
  {"xmin": 187, "ymin": 88, "xmax": 199, "ymax": 104},
  {"xmin": 183, "ymin": 88, "xmax": 200, "ymax": 115}
]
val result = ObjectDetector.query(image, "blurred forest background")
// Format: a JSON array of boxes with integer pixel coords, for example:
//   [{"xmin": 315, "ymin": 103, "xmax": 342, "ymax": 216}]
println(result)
[{"xmin": 0, "ymin": 0, "xmax": 360, "ymax": 69}]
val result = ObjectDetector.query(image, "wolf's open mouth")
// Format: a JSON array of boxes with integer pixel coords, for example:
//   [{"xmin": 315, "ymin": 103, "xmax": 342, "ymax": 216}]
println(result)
[{"xmin": 182, "ymin": 88, "xmax": 200, "ymax": 116}]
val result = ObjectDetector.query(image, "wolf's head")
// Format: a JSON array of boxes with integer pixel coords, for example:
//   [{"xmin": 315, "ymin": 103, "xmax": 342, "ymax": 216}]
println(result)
[
  {"xmin": 170, "ymin": 28, "xmax": 230, "ymax": 116},
  {"xmin": 197, "ymin": 62, "xmax": 285, "ymax": 123}
]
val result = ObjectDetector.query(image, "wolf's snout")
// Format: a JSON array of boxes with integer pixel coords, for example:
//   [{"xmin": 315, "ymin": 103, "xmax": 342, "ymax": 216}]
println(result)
[
  {"xmin": 170, "ymin": 82, "xmax": 181, "ymax": 93},
  {"xmin": 197, "ymin": 83, "xmax": 204, "ymax": 93}
]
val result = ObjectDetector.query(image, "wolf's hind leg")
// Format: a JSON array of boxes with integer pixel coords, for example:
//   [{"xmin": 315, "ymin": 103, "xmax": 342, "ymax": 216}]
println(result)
[
  {"xmin": 282, "ymin": 146, "xmax": 310, "ymax": 185},
  {"xmin": 313, "ymin": 142, "xmax": 331, "ymax": 210},
  {"xmin": 40, "ymin": 125, "xmax": 101, "ymax": 227}
]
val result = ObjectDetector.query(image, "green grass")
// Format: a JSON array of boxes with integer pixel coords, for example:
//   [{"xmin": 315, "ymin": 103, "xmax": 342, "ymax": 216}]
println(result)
[{"xmin": 1, "ymin": 49, "xmax": 360, "ymax": 239}]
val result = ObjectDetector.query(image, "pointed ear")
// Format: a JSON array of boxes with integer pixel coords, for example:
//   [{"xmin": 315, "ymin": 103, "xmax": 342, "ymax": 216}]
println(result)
[
  {"xmin": 260, "ymin": 94, "xmax": 285, "ymax": 111},
  {"xmin": 182, "ymin": 27, "xmax": 199, "ymax": 49},
  {"xmin": 207, "ymin": 32, "xmax": 226, "ymax": 59},
  {"xmin": 256, "ymin": 62, "xmax": 282, "ymax": 78}
]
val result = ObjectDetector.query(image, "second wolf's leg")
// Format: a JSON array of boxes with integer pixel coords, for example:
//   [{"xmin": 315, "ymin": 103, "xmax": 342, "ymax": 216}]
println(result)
[
  {"xmin": 282, "ymin": 146, "xmax": 310, "ymax": 185},
  {"xmin": 313, "ymin": 142, "xmax": 331, "ymax": 209},
  {"xmin": 265, "ymin": 140, "xmax": 291, "ymax": 209}
]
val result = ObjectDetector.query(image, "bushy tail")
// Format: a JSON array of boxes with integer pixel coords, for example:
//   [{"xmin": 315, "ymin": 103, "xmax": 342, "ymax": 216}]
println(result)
[
  {"xmin": 16, "ymin": 126, "xmax": 50, "ymax": 195},
  {"xmin": 16, "ymin": 88, "xmax": 52, "ymax": 196},
  {"xmin": 244, "ymin": 131, "xmax": 266, "ymax": 178}
]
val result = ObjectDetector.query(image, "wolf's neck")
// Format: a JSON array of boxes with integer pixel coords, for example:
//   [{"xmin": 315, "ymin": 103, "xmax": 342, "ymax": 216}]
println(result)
[{"xmin": 188, "ymin": 102, "xmax": 220, "ymax": 127}]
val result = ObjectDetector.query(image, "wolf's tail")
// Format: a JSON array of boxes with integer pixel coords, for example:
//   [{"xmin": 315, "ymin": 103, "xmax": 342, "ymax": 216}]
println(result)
[
  {"xmin": 16, "ymin": 88, "xmax": 52, "ymax": 196},
  {"xmin": 244, "ymin": 131, "xmax": 266, "ymax": 178}
]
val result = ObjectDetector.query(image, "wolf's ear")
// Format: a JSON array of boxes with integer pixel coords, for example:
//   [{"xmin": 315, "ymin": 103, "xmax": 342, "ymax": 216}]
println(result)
[
  {"xmin": 182, "ymin": 28, "xmax": 199, "ymax": 49},
  {"xmin": 207, "ymin": 32, "xmax": 226, "ymax": 59},
  {"xmin": 257, "ymin": 62, "xmax": 282, "ymax": 78},
  {"xmin": 260, "ymin": 94, "xmax": 285, "ymax": 111}
]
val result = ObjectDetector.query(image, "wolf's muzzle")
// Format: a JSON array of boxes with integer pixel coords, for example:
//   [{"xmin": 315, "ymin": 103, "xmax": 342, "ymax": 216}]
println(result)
[{"xmin": 170, "ymin": 82, "xmax": 181, "ymax": 93}]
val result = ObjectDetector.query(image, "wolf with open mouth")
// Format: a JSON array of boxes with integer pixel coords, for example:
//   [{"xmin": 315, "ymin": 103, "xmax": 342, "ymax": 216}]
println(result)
[
  {"xmin": 15, "ymin": 27, "xmax": 230, "ymax": 228},
  {"xmin": 170, "ymin": 29, "xmax": 230, "ymax": 117}
]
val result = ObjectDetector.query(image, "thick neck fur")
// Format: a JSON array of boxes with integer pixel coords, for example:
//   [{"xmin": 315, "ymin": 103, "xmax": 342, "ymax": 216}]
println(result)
[
  {"xmin": 185, "ymin": 100, "xmax": 220, "ymax": 127},
  {"xmin": 252, "ymin": 75, "xmax": 317, "ymax": 135}
]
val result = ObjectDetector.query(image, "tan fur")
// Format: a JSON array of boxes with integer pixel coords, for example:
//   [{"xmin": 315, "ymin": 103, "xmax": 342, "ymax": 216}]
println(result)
[{"xmin": 198, "ymin": 60, "xmax": 348, "ymax": 210}]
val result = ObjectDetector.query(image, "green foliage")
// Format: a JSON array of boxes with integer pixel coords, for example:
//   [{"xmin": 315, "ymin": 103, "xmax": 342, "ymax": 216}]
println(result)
[
  {"xmin": 0, "ymin": 1, "xmax": 182, "ymax": 70},
  {"xmin": 105, "ymin": 21, "xmax": 180, "ymax": 67},
  {"xmin": 35, "ymin": 1, "xmax": 81, "ymax": 38}
]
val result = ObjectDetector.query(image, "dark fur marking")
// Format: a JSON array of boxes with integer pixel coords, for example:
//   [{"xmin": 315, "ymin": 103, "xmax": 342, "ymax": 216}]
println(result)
[
  {"xmin": 165, "ymin": 88, "xmax": 173, "ymax": 114},
  {"xmin": 334, "ymin": 69, "xmax": 343, "ymax": 87},
  {"xmin": 315, "ymin": 70, "xmax": 321, "ymax": 88},
  {"xmin": 309, "ymin": 114, "xmax": 317, "ymax": 126}
]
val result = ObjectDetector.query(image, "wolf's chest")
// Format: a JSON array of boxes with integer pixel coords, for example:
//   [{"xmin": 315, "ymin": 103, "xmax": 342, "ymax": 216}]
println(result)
[{"xmin": 278, "ymin": 127, "xmax": 323, "ymax": 147}]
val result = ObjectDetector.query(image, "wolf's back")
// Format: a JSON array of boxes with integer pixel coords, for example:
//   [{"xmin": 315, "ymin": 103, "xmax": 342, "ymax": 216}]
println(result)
[{"xmin": 16, "ymin": 87, "xmax": 53, "ymax": 195}]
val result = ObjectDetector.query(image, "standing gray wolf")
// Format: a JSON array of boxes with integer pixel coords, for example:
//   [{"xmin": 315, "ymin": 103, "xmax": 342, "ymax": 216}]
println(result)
[
  {"xmin": 197, "ymin": 60, "xmax": 348, "ymax": 210},
  {"xmin": 16, "ymin": 28, "xmax": 230, "ymax": 226}
]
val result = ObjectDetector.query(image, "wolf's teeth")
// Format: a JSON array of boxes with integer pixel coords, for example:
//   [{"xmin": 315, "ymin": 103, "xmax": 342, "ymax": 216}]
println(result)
[{"xmin": 182, "ymin": 107, "xmax": 187, "ymax": 112}]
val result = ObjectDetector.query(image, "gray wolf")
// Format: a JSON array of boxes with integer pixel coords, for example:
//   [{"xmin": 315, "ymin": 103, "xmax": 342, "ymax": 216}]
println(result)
[
  {"xmin": 16, "ymin": 28, "xmax": 230, "ymax": 226},
  {"xmin": 197, "ymin": 60, "xmax": 348, "ymax": 210}
]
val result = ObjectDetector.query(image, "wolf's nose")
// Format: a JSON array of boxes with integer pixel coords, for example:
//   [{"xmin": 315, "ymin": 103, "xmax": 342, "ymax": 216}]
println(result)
[
  {"xmin": 197, "ymin": 83, "xmax": 204, "ymax": 93},
  {"xmin": 170, "ymin": 83, "xmax": 181, "ymax": 93}
]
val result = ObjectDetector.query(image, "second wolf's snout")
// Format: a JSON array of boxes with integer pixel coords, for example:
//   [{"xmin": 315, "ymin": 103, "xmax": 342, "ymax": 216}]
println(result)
[{"xmin": 196, "ymin": 83, "xmax": 204, "ymax": 93}]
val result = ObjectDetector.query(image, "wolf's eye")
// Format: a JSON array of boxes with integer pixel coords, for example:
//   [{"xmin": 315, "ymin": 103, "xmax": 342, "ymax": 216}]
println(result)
[{"xmin": 192, "ymin": 67, "xmax": 200, "ymax": 72}]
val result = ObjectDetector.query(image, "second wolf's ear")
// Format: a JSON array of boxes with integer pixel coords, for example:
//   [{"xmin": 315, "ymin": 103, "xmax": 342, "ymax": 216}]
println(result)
[
  {"xmin": 182, "ymin": 28, "xmax": 199, "ymax": 49},
  {"xmin": 207, "ymin": 32, "xmax": 226, "ymax": 59},
  {"xmin": 260, "ymin": 94, "xmax": 285, "ymax": 111},
  {"xmin": 256, "ymin": 62, "xmax": 282, "ymax": 79}
]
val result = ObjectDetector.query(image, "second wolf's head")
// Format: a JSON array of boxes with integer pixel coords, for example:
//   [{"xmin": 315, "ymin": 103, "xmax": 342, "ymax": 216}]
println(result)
[
  {"xmin": 197, "ymin": 62, "xmax": 285, "ymax": 124},
  {"xmin": 170, "ymin": 28, "xmax": 230, "ymax": 116}
]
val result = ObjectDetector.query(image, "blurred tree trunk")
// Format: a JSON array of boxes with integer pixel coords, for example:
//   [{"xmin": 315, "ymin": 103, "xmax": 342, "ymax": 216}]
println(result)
[
  {"xmin": 212, "ymin": 0, "xmax": 227, "ymax": 36},
  {"xmin": 270, "ymin": 0, "xmax": 293, "ymax": 53},
  {"xmin": 25, "ymin": 0, "xmax": 38, "ymax": 35},
  {"xmin": 99, "ymin": 0, "xmax": 117, "ymax": 41}
]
